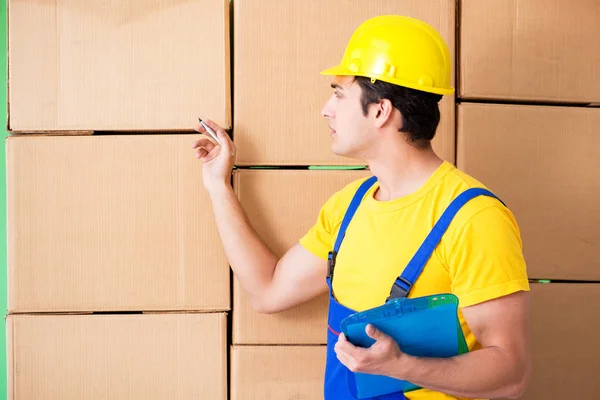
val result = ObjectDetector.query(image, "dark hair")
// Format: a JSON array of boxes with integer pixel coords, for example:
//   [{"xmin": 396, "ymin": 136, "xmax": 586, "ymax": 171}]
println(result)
[{"xmin": 353, "ymin": 76, "xmax": 443, "ymax": 147}]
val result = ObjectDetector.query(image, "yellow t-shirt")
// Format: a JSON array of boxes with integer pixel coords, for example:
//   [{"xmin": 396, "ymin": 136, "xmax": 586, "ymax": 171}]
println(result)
[{"xmin": 299, "ymin": 161, "xmax": 530, "ymax": 400}]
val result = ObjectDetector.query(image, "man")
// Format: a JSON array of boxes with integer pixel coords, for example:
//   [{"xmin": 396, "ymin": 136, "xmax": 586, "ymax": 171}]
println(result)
[{"xmin": 193, "ymin": 15, "xmax": 531, "ymax": 400}]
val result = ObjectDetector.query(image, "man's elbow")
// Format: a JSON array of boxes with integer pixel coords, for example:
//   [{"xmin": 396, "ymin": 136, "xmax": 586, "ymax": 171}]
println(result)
[
  {"xmin": 251, "ymin": 301, "xmax": 279, "ymax": 315},
  {"xmin": 505, "ymin": 383, "xmax": 526, "ymax": 399},
  {"xmin": 249, "ymin": 295, "xmax": 282, "ymax": 315},
  {"xmin": 505, "ymin": 380, "xmax": 528, "ymax": 399},
  {"xmin": 505, "ymin": 363, "xmax": 532, "ymax": 399}
]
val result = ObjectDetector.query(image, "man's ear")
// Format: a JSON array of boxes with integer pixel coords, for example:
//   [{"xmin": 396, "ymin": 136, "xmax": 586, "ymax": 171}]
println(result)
[{"xmin": 373, "ymin": 99, "xmax": 394, "ymax": 128}]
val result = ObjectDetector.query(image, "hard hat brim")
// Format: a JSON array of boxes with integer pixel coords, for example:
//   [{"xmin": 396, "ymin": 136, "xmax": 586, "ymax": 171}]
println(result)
[{"xmin": 320, "ymin": 65, "xmax": 455, "ymax": 96}]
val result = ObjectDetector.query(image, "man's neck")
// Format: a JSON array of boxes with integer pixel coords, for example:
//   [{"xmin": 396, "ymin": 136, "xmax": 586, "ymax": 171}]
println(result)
[{"xmin": 367, "ymin": 146, "xmax": 444, "ymax": 202}]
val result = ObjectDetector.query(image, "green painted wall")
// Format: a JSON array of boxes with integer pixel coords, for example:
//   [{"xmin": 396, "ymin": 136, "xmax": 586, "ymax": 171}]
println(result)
[{"xmin": 1, "ymin": 0, "xmax": 8, "ymax": 396}]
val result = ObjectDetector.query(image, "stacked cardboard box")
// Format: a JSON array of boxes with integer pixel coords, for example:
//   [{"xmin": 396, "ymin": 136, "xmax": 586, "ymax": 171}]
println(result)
[
  {"xmin": 457, "ymin": 104, "xmax": 600, "ymax": 281},
  {"xmin": 460, "ymin": 1, "xmax": 600, "ymax": 398},
  {"xmin": 231, "ymin": 346, "xmax": 327, "ymax": 400},
  {"xmin": 460, "ymin": 0, "xmax": 600, "ymax": 104},
  {"xmin": 233, "ymin": 0, "xmax": 456, "ymax": 166},
  {"xmin": 7, "ymin": 313, "xmax": 227, "ymax": 399},
  {"xmin": 524, "ymin": 283, "xmax": 600, "ymax": 400},
  {"xmin": 6, "ymin": 1, "xmax": 231, "ymax": 399},
  {"xmin": 8, "ymin": 0, "xmax": 231, "ymax": 131}
]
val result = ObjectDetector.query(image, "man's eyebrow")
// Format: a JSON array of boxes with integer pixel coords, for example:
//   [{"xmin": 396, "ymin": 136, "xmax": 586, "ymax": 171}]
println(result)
[{"xmin": 330, "ymin": 83, "xmax": 344, "ymax": 91}]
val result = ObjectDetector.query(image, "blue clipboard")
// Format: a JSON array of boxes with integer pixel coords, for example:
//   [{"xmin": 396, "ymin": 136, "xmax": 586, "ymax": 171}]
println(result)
[{"xmin": 340, "ymin": 294, "xmax": 469, "ymax": 399}]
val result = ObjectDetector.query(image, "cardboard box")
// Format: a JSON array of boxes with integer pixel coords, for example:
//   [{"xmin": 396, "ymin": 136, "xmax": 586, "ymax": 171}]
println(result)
[
  {"xmin": 8, "ymin": 0, "xmax": 231, "ymax": 132},
  {"xmin": 6, "ymin": 135, "xmax": 229, "ymax": 312},
  {"xmin": 514, "ymin": 283, "xmax": 600, "ymax": 399},
  {"xmin": 233, "ymin": 169, "xmax": 371, "ymax": 344},
  {"xmin": 457, "ymin": 104, "xmax": 600, "ymax": 280},
  {"xmin": 6, "ymin": 313, "xmax": 228, "ymax": 400},
  {"xmin": 233, "ymin": 0, "xmax": 456, "ymax": 165},
  {"xmin": 231, "ymin": 345, "xmax": 326, "ymax": 400},
  {"xmin": 460, "ymin": 0, "xmax": 600, "ymax": 103}
]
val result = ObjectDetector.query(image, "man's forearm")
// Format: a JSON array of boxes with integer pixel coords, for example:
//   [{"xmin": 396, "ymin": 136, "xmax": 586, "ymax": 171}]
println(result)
[
  {"xmin": 207, "ymin": 182, "xmax": 278, "ymax": 303},
  {"xmin": 394, "ymin": 347, "xmax": 528, "ymax": 399}
]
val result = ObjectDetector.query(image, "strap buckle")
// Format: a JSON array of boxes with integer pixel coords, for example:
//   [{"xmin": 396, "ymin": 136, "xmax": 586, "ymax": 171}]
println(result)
[
  {"xmin": 327, "ymin": 251, "xmax": 337, "ymax": 280},
  {"xmin": 386, "ymin": 276, "xmax": 412, "ymax": 302}
]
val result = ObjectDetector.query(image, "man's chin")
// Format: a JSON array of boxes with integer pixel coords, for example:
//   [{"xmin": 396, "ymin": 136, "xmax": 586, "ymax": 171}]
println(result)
[
  {"xmin": 330, "ymin": 147, "xmax": 363, "ymax": 161},
  {"xmin": 330, "ymin": 146, "xmax": 346, "ymax": 158}
]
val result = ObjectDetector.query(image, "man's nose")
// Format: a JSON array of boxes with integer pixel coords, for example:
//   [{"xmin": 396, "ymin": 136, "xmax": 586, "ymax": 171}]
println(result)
[{"xmin": 321, "ymin": 95, "xmax": 336, "ymax": 118}]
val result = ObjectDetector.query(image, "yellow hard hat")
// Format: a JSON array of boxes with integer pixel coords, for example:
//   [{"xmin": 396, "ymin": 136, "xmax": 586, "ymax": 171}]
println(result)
[{"xmin": 321, "ymin": 15, "xmax": 454, "ymax": 95}]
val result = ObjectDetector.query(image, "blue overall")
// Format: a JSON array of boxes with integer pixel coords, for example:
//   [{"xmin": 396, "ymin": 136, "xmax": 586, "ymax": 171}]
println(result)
[{"xmin": 324, "ymin": 176, "xmax": 503, "ymax": 400}]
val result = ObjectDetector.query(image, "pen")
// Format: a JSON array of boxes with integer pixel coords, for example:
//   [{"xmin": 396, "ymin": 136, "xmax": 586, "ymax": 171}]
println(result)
[{"xmin": 198, "ymin": 118, "xmax": 220, "ymax": 144}]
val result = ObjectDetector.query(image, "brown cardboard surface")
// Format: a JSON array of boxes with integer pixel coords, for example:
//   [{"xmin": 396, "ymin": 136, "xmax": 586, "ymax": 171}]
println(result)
[
  {"xmin": 460, "ymin": 0, "xmax": 600, "ymax": 103},
  {"xmin": 457, "ymin": 104, "xmax": 600, "ymax": 280},
  {"xmin": 6, "ymin": 135, "xmax": 229, "ymax": 312},
  {"xmin": 512, "ymin": 283, "xmax": 600, "ymax": 399},
  {"xmin": 7, "ymin": 313, "xmax": 227, "ymax": 400},
  {"xmin": 234, "ymin": 0, "xmax": 456, "ymax": 165},
  {"xmin": 233, "ymin": 169, "xmax": 371, "ymax": 344},
  {"xmin": 8, "ymin": 0, "xmax": 231, "ymax": 132},
  {"xmin": 231, "ymin": 345, "xmax": 326, "ymax": 400}
]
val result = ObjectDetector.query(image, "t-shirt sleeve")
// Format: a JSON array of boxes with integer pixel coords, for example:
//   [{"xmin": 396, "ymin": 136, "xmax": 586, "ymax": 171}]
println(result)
[
  {"xmin": 447, "ymin": 205, "xmax": 530, "ymax": 308},
  {"xmin": 298, "ymin": 191, "xmax": 342, "ymax": 261}
]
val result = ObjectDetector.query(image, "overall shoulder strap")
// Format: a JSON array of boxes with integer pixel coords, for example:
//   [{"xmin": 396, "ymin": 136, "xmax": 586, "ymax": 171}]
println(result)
[
  {"xmin": 387, "ymin": 188, "xmax": 506, "ymax": 300},
  {"xmin": 327, "ymin": 176, "xmax": 378, "ymax": 282}
]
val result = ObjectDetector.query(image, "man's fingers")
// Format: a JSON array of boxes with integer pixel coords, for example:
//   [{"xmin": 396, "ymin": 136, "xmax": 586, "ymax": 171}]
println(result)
[
  {"xmin": 195, "ymin": 148, "xmax": 208, "ymax": 159},
  {"xmin": 335, "ymin": 344, "xmax": 365, "ymax": 373},
  {"xmin": 336, "ymin": 351, "xmax": 356, "ymax": 371},
  {"xmin": 337, "ymin": 333, "xmax": 356, "ymax": 350},
  {"xmin": 217, "ymin": 129, "xmax": 233, "ymax": 148},
  {"xmin": 337, "ymin": 333, "xmax": 365, "ymax": 361},
  {"xmin": 194, "ymin": 119, "xmax": 235, "ymax": 157},
  {"xmin": 203, "ymin": 119, "xmax": 226, "ymax": 135},
  {"xmin": 365, "ymin": 324, "xmax": 386, "ymax": 342},
  {"xmin": 199, "ymin": 145, "xmax": 223, "ymax": 162},
  {"xmin": 193, "ymin": 123, "xmax": 205, "ymax": 134},
  {"xmin": 192, "ymin": 138, "xmax": 216, "ymax": 151},
  {"xmin": 205, "ymin": 119, "xmax": 234, "ymax": 147},
  {"xmin": 334, "ymin": 337, "xmax": 355, "ymax": 368}
]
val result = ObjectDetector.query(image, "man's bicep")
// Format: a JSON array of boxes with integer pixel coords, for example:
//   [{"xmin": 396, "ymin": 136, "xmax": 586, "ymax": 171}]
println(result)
[
  {"xmin": 462, "ymin": 290, "xmax": 531, "ymax": 360},
  {"xmin": 265, "ymin": 242, "xmax": 329, "ymax": 313}
]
